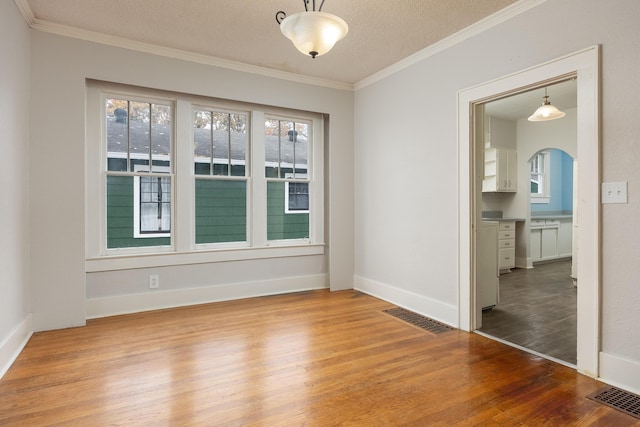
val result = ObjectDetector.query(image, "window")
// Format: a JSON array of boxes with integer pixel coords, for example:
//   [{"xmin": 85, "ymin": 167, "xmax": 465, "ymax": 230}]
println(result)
[
  {"xmin": 86, "ymin": 82, "xmax": 324, "ymax": 268},
  {"xmin": 134, "ymin": 175, "xmax": 171, "ymax": 237},
  {"xmin": 530, "ymin": 151, "xmax": 550, "ymax": 203},
  {"xmin": 265, "ymin": 118, "xmax": 310, "ymax": 241},
  {"xmin": 285, "ymin": 181, "xmax": 309, "ymax": 213},
  {"xmin": 105, "ymin": 97, "xmax": 173, "ymax": 248},
  {"xmin": 193, "ymin": 109, "xmax": 248, "ymax": 245}
]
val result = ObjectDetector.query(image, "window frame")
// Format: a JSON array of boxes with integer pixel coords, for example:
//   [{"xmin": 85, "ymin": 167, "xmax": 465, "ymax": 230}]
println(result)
[
  {"xmin": 101, "ymin": 92, "xmax": 176, "ymax": 254},
  {"xmin": 192, "ymin": 105, "xmax": 251, "ymax": 249},
  {"xmin": 85, "ymin": 81, "xmax": 324, "ymax": 272},
  {"xmin": 264, "ymin": 116, "xmax": 313, "ymax": 244}
]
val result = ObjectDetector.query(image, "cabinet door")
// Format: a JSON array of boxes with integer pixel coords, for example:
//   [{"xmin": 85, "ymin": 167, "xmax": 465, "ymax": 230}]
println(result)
[
  {"xmin": 541, "ymin": 227, "xmax": 559, "ymax": 259},
  {"xmin": 558, "ymin": 219, "xmax": 573, "ymax": 257},
  {"xmin": 530, "ymin": 228, "xmax": 542, "ymax": 262},
  {"xmin": 506, "ymin": 150, "xmax": 517, "ymax": 191},
  {"xmin": 496, "ymin": 149, "xmax": 509, "ymax": 190},
  {"xmin": 495, "ymin": 149, "xmax": 517, "ymax": 191}
]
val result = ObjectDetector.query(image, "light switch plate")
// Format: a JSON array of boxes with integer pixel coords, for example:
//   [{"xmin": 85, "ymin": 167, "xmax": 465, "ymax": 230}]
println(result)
[{"xmin": 602, "ymin": 181, "xmax": 628, "ymax": 204}]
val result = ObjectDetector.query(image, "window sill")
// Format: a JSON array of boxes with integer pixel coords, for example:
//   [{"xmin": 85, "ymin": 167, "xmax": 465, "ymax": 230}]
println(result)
[
  {"xmin": 531, "ymin": 197, "xmax": 550, "ymax": 204},
  {"xmin": 86, "ymin": 244, "xmax": 325, "ymax": 273}
]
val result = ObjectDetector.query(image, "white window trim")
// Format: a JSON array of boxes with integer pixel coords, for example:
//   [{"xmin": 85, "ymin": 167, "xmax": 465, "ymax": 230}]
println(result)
[
  {"xmin": 530, "ymin": 151, "xmax": 550, "ymax": 204},
  {"xmin": 264, "ymin": 115, "xmax": 319, "ymax": 246},
  {"xmin": 85, "ymin": 81, "xmax": 324, "ymax": 272}
]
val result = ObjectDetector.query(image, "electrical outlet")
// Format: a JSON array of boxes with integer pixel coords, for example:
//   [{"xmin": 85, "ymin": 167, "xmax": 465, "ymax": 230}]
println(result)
[
  {"xmin": 602, "ymin": 182, "xmax": 628, "ymax": 204},
  {"xmin": 149, "ymin": 275, "xmax": 160, "ymax": 289}
]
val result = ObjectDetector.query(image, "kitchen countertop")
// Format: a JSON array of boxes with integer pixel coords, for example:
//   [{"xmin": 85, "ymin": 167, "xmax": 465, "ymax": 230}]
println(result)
[
  {"xmin": 531, "ymin": 214, "xmax": 573, "ymax": 220},
  {"xmin": 481, "ymin": 217, "xmax": 526, "ymax": 222}
]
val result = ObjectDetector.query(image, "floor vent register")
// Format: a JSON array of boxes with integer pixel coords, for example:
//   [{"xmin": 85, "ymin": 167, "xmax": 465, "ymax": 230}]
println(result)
[
  {"xmin": 587, "ymin": 386, "xmax": 640, "ymax": 419},
  {"xmin": 383, "ymin": 307, "xmax": 455, "ymax": 335}
]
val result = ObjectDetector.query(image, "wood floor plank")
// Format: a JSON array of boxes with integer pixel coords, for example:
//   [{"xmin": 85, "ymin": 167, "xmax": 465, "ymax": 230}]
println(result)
[{"xmin": 0, "ymin": 290, "xmax": 637, "ymax": 426}]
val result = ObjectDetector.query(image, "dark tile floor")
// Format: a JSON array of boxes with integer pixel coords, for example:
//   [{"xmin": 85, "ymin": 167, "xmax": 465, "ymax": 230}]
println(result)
[{"xmin": 479, "ymin": 259, "xmax": 577, "ymax": 365}]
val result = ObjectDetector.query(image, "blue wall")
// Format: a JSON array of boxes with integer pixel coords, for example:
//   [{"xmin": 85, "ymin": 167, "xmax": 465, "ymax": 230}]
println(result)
[
  {"xmin": 531, "ymin": 149, "xmax": 573, "ymax": 214},
  {"xmin": 561, "ymin": 151, "xmax": 574, "ymax": 211}
]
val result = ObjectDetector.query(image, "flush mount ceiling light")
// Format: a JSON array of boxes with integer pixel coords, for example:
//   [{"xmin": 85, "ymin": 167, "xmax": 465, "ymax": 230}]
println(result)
[
  {"xmin": 528, "ymin": 87, "xmax": 566, "ymax": 121},
  {"xmin": 275, "ymin": 0, "xmax": 348, "ymax": 59}
]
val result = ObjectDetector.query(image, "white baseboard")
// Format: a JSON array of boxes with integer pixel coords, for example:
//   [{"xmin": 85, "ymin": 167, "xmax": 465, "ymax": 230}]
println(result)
[
  {"xmin": 86, "ymin": 274, "xmax": 328, "ymax": 319},
  {"xmin": 0, "ymin": 314, "xmax": 33, "ymax": 380},
  {"xmin": 354, "ymin": 275, "xmax": 457, "ymax": 327},
  {"xmin": 599, "ymin": 351, "xmax": 640, "ymax": 395}
]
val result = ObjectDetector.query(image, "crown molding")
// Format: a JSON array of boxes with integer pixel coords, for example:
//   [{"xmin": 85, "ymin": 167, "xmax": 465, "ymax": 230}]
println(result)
[
  {"xmin": 354, "ymin": 0, "xmax": 548, "ymax": 90},
  {"xmin": 15, "ymin": 0, "xmax": 354, "ymax": 92},
  {"xmin": 14, "ymin": 0, "xmax": 35, "ymax": 25},
  {"xmin": 15, "ymin": 0, "xmax": 546, "ymax": 93}
]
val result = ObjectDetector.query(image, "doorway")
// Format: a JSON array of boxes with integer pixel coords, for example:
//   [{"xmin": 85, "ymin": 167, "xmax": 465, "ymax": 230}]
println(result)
[
  {"xmin": 476, "ymin": 83, "xmax": 578, "ymax": 366},
  {"xmin": 457, "ymin": 46, "xmax": 600, "ymax": 376}
]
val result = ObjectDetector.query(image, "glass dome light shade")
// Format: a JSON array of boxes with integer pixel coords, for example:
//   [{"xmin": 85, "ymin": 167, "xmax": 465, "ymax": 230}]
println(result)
[
  {"xmin": 528, "ymin": 98, "xmax": 566, "ymax": 121},
  {"xmin": 280, "ymin": 11, "xmax": 348, "ymax": 58}
]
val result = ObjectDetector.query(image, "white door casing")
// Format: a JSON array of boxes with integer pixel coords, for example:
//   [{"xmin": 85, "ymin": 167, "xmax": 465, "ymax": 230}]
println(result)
[{"xmin": 457, "ymin": 46, "xmax": 600, "ymax": 377}]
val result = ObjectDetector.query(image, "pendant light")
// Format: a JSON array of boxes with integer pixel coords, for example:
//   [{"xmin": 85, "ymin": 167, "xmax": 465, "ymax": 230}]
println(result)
[
  {"xmin": 276, "ymin": 0, "xmax": 348, "ymax": 59},
  {"xmin": 528, "ymin": 87, "xmax": 566, "ymax": 121}
]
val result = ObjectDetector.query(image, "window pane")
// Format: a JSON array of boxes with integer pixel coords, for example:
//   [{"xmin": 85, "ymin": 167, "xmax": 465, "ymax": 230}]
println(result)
[
  {"xmin": 280, "ymin": 121, "xmax": 294, "ymax": 178},
  {"xmin": 287, "ymin": 182, "xmax": 309, "ymax": 212},
  {"xmin": 265, "ymin": 119, "xmax": 280, "ymax": 177},
  {"xmin": 129, "ymin": 101, "xmax": 151, "ymax": 172},
  {"xmin": 106, "ymin": 175, "xmax": 170, "ymax": 248},
  {"xmin": 230, "ymin": 113, "xmax": 247, "ymax": 177},
  {"xmin": 267, "ymin": 181, "xmax": 309, "ymax": 240},
  {"xmin": 151, "ymin": 103, "xmax": 171, "ymax": 173},
  {"xmin": 212, "ymin": 112, "xmax": 230, "ymax": 176},
  {"xmin": 531, "ymin": 180, "xmax": 540, "ymax": 194},
  {"xmin": 139, "ymin": 176, "xmax": 171, "ymax": 233},
  {"xmin": 294, "ymin": 122, "xmax": 309, "ymax": 178},
  {"xmin": 106, "ymin": 98, "xmax": 129, "ymax": 172},
  {"xmin": 195, "ymin": 179, "xmax": 247, "ymax": 244},
  {"xmin": 194, "ymin": 110, "xmax": 212, "ymax": 175},
  {"xmin": 194, "ymin": 110, "xmax": 248, "ymax": 177}
]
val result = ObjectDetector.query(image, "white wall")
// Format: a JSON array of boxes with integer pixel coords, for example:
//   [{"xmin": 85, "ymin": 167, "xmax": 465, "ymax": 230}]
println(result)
[
  {"xmin": 355, "ymin": 0, "xmax": 640, "ymax": 392},
  {"xmin": 500, "ymin": 107, "xmax": 577, "ymax": 221},
  {"xmin": 29, "ymin": 32, "xmax": 354, "ymax": 329},
  {"xmin": 0, "ymin": 0, "xmax": 32, "ymax": 377}
]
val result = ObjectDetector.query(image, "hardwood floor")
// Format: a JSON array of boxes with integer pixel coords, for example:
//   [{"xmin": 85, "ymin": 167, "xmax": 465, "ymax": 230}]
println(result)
[
  {"xmin": 1, "ymin": 289, "xmax": 635, "ymax": 426},
  {"xmin": 480, "ymin": 260, "xmax": 577, "ymax": 364}
]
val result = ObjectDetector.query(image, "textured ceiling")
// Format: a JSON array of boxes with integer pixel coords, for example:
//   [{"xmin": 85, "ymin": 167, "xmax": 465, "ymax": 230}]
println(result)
[
  {"xmin": 485, "ymin": 79, "xmax": 577, "ymax": 121},
  {"xmin": 23, "ymin": 0, "xmax": 518, "ymax": 85}
]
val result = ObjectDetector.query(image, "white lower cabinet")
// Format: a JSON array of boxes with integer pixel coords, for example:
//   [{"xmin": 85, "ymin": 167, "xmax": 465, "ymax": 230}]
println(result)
[
  {"xmin": 530, "ymin": 217, "xmax": 572, "ymax": 263},
  {"xmin": 498, "ymin": 221, "xmax": 516, "ymax": 273}
]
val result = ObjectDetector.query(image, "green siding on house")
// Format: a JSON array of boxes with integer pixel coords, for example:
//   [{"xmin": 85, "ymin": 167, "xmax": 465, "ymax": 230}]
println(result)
[
  {"xmin": 106, "ymin": 175, "xmax": 171, "ymax": 248},
  {"xmin": 267, "ymin": 182, "xmax": 309, "ymax": 240},
  {"xmin": 106, "ymin": 177, "xmax": 305, "ymax": 247},
  {"xmin": 195, "ymin": 179, "xmax": 247, "ymax": 244}
]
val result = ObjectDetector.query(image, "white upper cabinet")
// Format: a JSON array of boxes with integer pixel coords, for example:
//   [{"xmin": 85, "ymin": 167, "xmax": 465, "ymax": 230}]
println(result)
[{"xmin": 483, "ymin": 147, "xmax": 517, "ymax": 192}]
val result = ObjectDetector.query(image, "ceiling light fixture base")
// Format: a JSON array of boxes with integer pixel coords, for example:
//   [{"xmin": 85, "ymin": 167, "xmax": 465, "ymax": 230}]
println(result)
[
  {"xmin": 528, "ymin": 88, "xmax": 566, "ymax": 122},
  {"xmin": 276, "ymin": 1, "xmax": 348, "ymax": 59}
]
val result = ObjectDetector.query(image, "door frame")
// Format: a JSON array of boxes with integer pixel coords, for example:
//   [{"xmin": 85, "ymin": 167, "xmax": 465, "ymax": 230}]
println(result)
[{"xmin": 457, "ymin": 46, "xmax": 601, "ymax": 377}]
